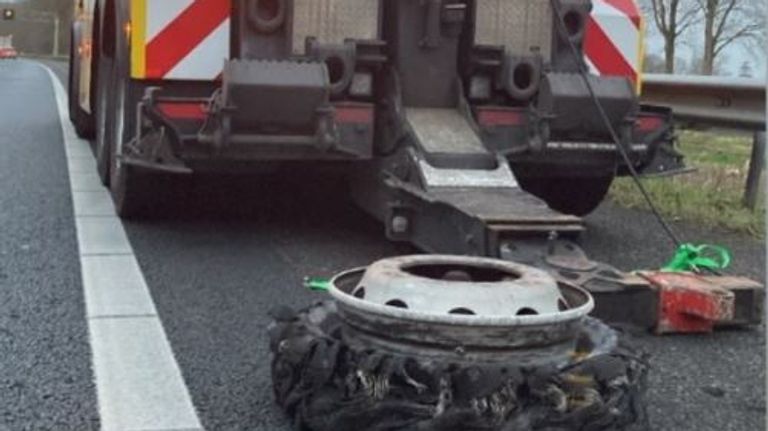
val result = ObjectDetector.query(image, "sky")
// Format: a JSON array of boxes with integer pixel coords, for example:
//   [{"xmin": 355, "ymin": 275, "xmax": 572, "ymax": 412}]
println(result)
[
  {"xmin": 643, "ymin": 11, "xmax": 767, "ymax": 79},
  {"xmin": 646, "ymin": 34, "xmax": 767, "ymax": 78}
]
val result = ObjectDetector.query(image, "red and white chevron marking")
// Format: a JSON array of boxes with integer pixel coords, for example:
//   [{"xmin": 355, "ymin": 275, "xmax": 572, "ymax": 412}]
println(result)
[
  {"xmin": 137, "ymin": 0, "xmax": 642, "ymax": 85},
  {"xmin": 585, "ymin": 0, "xmax": 643, "ymax": 87},
  {"xmin": 143, "ymin": 0, "xmax": 231, "ymax": 80}
]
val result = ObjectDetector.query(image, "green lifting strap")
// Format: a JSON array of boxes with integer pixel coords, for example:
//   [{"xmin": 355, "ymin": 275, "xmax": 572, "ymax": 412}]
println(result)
[
  {"xmin": 662, "ymin": 243, "xmax": 732, "ymax": 273},
  {"xmin": 303, "ymin": 277, "xmax": 331, "ymax": 292}
]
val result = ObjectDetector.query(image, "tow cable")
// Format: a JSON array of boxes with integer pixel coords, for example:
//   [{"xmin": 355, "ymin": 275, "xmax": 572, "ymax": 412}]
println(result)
[
  {"xmin": 662, "ymin": 243, "xmax": 732, "ymax": 273},
  {"xmin": 547, "ymin": 0, "xmax": 737, "ymax": 277}
]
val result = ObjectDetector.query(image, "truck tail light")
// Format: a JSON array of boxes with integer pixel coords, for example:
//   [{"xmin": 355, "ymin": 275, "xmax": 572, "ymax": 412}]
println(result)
[
  {"xmin": 334, "ymin": 103, "xmax": 374, "ymax": 125},
  {"xmin": 157, "ymin": 102, "xmax": 207, "ymax": 121},
  {"xmin": 475, "ymin": 106, "xmax": 527, "ymax": 127},
  {"xmin": 635, "ymin": 114, "xmax": 665, "ymax": 133}
]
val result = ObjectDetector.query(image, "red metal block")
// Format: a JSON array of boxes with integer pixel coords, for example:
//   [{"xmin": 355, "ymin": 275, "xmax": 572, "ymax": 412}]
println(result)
[{"xmin": 640, "ymin": 272, "xmax": 737, "ymax": 334}]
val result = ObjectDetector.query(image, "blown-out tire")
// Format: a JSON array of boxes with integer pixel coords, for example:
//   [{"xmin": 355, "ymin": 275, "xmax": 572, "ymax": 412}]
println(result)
[
  {"xmin": 517, "ymin": 176, "xmax": 615, "ymax": 217},
  {"xmin": 269, "ymin": 302, "xmax": 650, "ymax": 431},
  {"xmin": 68, "ymin": 30, "xmax": 95, "ymax": 139}
]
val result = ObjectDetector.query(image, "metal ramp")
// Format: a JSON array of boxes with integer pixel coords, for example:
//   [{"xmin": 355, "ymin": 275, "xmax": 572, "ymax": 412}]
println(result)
[
  {"xmin": 401, "ymin": 107, "xmax": 583, "ymax": 243},
  {"xmin": 406, "ymin": 108, "xmax": 499, "ymax": 171}
]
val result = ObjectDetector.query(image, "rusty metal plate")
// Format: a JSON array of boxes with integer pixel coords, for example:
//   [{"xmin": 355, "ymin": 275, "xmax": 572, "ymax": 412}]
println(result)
[
  {"xmin": 474, "ymin": 0, "xmax": 553, "ymax": 60},
  {"xmin": 292, "ymin": 0, "xmax": 380, "ymax": 54},
  {"xmin": 640, "ymin": 272, "xmax": 737, "ymax": 334}
]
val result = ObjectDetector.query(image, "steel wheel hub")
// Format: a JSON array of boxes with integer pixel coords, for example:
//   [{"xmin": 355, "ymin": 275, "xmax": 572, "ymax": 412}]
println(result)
[{"xmin": 329, "ymin": 255, "xmax": 595, "ymax": 363}]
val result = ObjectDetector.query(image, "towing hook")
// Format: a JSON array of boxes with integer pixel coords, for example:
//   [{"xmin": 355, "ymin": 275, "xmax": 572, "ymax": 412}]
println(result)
[
  {"xmin": 247, "ymin": 0, "xmax": 286, "ymax": 34},
  {"xmin": 503, "ymin": 55, "xmax": 543, "ymax": 102}
]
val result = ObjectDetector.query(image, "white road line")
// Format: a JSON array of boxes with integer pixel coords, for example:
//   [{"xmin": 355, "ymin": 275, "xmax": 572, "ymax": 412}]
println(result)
[
  {"xmin": 67, "ymin": 156, "xmax": 97, "ymax": 174},
  {"xmin": 76, "ymin": 218, "xmax": 134, "ymax": 256},
  {"xmin": 70, "ymin": 172, "xmax": 104, "ymax": 192},
  {"xmin": 39, "ymin": 62, "xmax": 204, "ymax": 431},
  {"xmin": 72, "ymin": 191, "xmax": 116, "ymax": 217}
]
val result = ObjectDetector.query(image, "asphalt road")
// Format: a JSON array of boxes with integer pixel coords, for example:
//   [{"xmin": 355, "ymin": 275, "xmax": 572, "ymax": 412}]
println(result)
[
  {"xmin": 0, "ymin": 58, "xmax": 764, "ymax": 431},
  {"xmin": 0, "ymin": 59, "xmax": 99, "ymax": 430}
]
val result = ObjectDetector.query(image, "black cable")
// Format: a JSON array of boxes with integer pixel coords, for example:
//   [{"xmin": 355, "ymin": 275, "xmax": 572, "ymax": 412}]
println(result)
[{"xmin": 548, "ymin": 0, "xmax": 683, "ymax": 248}]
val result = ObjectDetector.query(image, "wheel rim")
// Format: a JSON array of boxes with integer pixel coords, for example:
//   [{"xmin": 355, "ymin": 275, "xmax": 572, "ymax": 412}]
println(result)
[{"xmin": 329, "ymin": 256, "xmax": 595, "ymax": 363}]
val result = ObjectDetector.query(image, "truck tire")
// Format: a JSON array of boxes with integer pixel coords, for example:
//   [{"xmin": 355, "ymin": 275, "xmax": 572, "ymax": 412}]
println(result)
[
  {"xmin": 518, "ymin": 175, "xmax": 615, "ymax": 217},
  {"xmin": 68, "ymin": 29, "xmax": 95, "ymax": 139},
  {"xmin": 106, "ymin": 1, "xmax": 152, "ymax": 218},
  {"xmin": 269, "ymin": 302, "xmax": 650, "ymax": 431},
  {"xmin": 93, "ymin": 3, "xmax": 113, "ymax": 186}
]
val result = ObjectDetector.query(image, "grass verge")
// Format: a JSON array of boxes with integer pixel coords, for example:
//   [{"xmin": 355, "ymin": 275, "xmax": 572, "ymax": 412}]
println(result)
[{"xmin": 609, "ymin": 130, "xmax": 765, "ymax": 238}]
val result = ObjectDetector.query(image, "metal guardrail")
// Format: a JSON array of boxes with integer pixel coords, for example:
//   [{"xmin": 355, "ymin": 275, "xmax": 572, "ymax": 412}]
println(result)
[
  {"xmin": 642, "ymin": 74, "xmax": 766, "ymax": 211},
  {"xmin": 642, "ymin": 74, "xmax": 766, "ymax": 131}
]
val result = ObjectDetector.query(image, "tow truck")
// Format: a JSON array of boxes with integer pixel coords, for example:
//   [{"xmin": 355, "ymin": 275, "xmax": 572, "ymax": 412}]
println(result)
[
  {"xmin": 68, "ymin": 0, "xmax": 761, "ymax": 340},
  {"xmin": 67, "ymin": 1, "xmax": 763, "ymax": 429}
]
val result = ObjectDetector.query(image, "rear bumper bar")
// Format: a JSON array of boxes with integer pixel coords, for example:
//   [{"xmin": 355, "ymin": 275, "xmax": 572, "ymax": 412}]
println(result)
[{"xmin": 123, "ymin": 88, "xmax": 375, "ymax": 174}]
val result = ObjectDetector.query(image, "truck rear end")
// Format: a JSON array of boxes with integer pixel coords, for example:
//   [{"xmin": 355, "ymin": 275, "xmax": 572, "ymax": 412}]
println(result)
[
  {"xmin": 0, "ymin": 35, "xmax": 17, "ymax": 59},
  {"xmin": 71, "ymin": 0, "xmax": 682, "ymax": 217}
]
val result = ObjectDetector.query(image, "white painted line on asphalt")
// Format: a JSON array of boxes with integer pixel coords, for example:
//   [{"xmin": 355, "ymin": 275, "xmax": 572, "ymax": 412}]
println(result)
[
  {"xmin": 90, "ymin": 317, "xmax": 203, "ymax": 431},
  {"xmin": 67, "ymin": 156, "xmax": 97, "ymax": 173},
  {"xmin": 76, "ymin": 217, "xmax": 134, "ymax": 256},
  {"xmin": 39, "ymin": 62, "xmax": 204, "ymax": 431},
  {"xmin": 66, "ymin": 142, "xmax": 94, "ymax": 158},
  {"xmin": 70, "ymin": 172, "xmax": 104, "ymax": 192},
  {"xmin": 72, "ymin": 191, "xmax": 117, "ymax": 217},
  {"xmin": 81, "ymin": 255, "xmax": 159, "ymax": 319}
]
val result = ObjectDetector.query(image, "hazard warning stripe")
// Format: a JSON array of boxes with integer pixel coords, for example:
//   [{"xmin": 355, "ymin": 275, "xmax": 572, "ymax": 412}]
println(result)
[
  {"xmin": 592, "ymin": 0, "xmax": 642, "ymax": 65},
  {"xmin": 146, "ymin": 0, "xmax": 194, "ymax": 42},
  {"xmin": 600, "ymin": 0, "xmax": 641, "ymax": 28},
  {"xmin": 585, "ymin": 0, "xmax": 644, "ymax": 93},
  {"xmin": 130, "ymin": 0, "xmax": 642, "ymax": 90},
  {"xmin": 145, "ymin": 0, "xmax": 230, "ymax": 79},
  {"xmin": 164, "ymin": 19, "xmax": 230, "ymax": 80},
  {"xmin": 584, "ymin": 17, "xmax": 637, "ymax": 83}
]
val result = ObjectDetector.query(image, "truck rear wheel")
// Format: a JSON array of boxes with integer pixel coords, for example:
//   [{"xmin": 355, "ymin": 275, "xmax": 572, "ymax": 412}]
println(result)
[
  {"xmin": 68, "ymin": 29, "xmax": 94, "ymax": 139},
  {"xmin": 517, "ymin": 175, "xmax": 615, "ymax": 217},
  {"xmin": 107, "ymin": 2, "xmax": 151, "ymax": 218},
  {"xmin": 94, "ymin": 56, "xmax": 112, "ymax": 185}
]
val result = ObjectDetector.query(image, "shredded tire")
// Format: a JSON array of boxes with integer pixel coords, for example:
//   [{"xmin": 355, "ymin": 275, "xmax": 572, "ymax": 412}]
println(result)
[{"xmin": 269, "ymin": 302, "xmax": 650, "ymax": 431}]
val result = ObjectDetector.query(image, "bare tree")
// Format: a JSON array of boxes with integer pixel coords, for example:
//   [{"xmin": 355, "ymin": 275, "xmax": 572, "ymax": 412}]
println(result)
[
  {"xmin": 739, "ymin": 61, "xmax": 754, "ymax": 78},
  {"xmin": 643, "ymin": 53, "xmax": 666, "ymax": 73},
  {"xmin": 641, "ymin": 0, "xmax": 699, "ymax": 73},
  {"xmin": 696, "ymin": 0, "xmax": 766, "ymax": 75}
]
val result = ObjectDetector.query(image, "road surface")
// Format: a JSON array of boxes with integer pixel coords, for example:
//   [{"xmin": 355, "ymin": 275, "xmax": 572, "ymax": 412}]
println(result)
[{"xmin": 0, "ymin": 58, "xmax": 764, "ymax": 430}]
